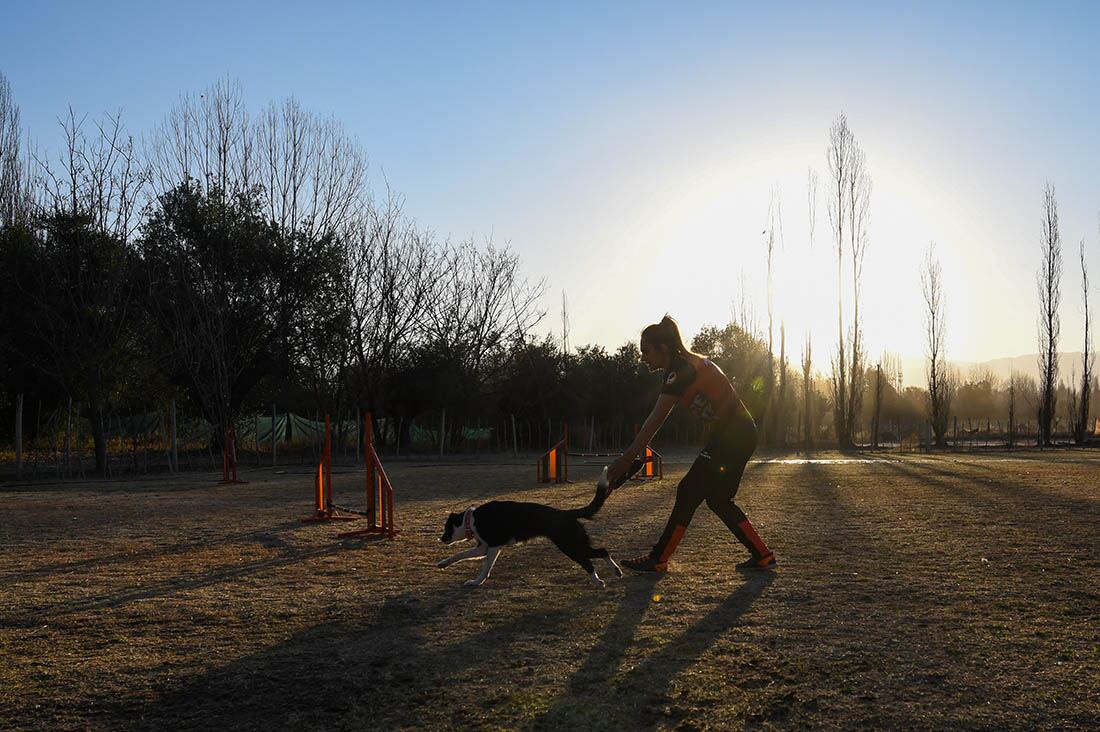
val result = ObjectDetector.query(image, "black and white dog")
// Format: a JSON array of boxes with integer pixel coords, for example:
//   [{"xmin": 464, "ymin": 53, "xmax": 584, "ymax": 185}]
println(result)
[{"xmin": 437, "ymin": 467, "xmax": 622, "ymax": 588}]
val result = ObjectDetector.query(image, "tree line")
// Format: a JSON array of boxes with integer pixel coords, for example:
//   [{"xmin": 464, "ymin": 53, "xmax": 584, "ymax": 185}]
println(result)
[
  {"xmin": 1, "ymin": 76, "xmax": 1096, "ymax": 479},
  {"xmin": 0, "ymin": 76, "xmax": 548, "ymax": 476}
]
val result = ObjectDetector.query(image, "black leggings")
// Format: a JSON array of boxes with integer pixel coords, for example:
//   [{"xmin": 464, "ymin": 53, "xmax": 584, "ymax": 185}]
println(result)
[{"xmin": 651, "ymin": 415, "xmax": 767, "ymax": 558}]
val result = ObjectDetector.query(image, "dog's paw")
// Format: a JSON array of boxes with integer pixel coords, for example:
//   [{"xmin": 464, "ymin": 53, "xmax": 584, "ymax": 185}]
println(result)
[
  {"xmin": 436, "ymin": 559, "xmax": 449, "ymax": 569},
  {"xmin": 463, "ymin": 579, "xmax": 484, "ymax": 588},
  {"xmin": 588, "ymin": 572, "xmax": 606, "ymax": 589}
]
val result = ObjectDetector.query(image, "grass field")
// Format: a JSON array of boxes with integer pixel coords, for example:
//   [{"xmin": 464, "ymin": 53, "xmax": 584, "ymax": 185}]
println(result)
[{"xmin": 1, "ymin": 451, "xmax": 1098, "ymax": 730}]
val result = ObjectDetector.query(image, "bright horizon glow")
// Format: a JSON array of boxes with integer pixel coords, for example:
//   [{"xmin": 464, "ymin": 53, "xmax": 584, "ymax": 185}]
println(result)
[{"xmin": 3, "ymin": 2, "xmax": 1099, "ymax": 382}]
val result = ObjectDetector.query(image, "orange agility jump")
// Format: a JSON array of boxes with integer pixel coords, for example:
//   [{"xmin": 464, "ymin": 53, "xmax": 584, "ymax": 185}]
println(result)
[
  {"xmin": 338, "ymin": 413, "xmax": 398, "ymax": 540},
  {"xmin": 300, "ymin": 413, "xmax": 398, "ymax": 540},
  {"xmin": 537, "ymin": 422, "xmax": 571, "ymax": 484},
  {"xmin": 300, "ymin": 415, "xmax": 359, "ymax": 523},
  {"xmin": 536, "ymin": 422, "xmax": 663, "ymax": 484}
]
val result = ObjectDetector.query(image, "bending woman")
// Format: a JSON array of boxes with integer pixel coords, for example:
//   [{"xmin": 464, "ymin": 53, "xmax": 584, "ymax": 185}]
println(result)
[{"xmin": 607, "ymin": 315, "xmax": 776, "ymax": 573}]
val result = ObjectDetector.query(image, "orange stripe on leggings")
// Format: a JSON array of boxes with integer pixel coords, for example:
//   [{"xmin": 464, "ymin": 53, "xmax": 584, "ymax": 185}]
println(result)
[
  {"xmin": 656, "ymin": 524, "xmax": 686, "ymax": 564},
  {"xmin": 737, "ymin": 519, "xmax": 771, "ymax": 557}
]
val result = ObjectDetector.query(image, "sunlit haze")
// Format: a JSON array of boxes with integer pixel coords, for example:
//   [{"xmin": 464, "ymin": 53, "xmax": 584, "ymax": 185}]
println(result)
[{"xmin": 4, "ymin": 2, "xmax": 1099, "ymax": 376}]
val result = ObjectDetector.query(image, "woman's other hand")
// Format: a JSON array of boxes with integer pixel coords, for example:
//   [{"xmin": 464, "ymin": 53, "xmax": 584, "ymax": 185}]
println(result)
[{"xmin": 607, "ymin": 454, "xmax": 632, "ymax": 486}]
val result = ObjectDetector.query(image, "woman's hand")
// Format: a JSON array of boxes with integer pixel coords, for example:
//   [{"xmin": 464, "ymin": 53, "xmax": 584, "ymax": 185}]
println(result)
[
  {"xmin": 607, "ymin": 395, "xmax": 676, "ymax": 489},
  {"xmin": 607, "ymin": 454, "xmax": 633, "ymax": 486}
]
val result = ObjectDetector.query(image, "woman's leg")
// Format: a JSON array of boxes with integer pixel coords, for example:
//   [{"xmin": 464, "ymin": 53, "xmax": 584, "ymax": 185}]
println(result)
[
  {"xmin": 648, "ymin": 458, "xmax": 710, "ymax": 564},
  {"xmin": 707, "ymin": 490, "xmax": 774, "ymax": 561},
  {"xmin": 704, "ymin": 420, "xmax": 774, "ymax": 562},
  {"xmin": 624, "ymin": 455, "xmax": 709, "ymax": 571}
]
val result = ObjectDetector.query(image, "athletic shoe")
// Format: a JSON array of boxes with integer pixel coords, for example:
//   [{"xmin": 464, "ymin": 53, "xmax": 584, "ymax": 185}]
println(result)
[
  {"xmin": 621, "ymin": 553, "xmax": 667, "ymax": 573},
  {"xmin": 736, "ymin": 553, "xmax": 777, "ymax": 571}
]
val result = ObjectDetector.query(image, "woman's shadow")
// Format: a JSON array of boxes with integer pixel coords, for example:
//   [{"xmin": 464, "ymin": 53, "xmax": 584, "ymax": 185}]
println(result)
[{"xmin": 532, "ymin": 571, "xmax": 775, "ymax": 729}]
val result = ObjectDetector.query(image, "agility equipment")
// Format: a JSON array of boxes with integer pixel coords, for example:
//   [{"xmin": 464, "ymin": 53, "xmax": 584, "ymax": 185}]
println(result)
[
  {"xmin": 637, "ymin": 445, "xmax": 663, "ymax": 479},
  {"xmin": 300, "ymin": 415, "xmax": 359, "ymax": 523},
  {"xmin": 338, "ymin": 412, "xmax": 398, "ymax": 540},
  {"xmin": 537, "ymin": 422, "xmax": 663, "ymax": 484},
  {"xmin": 218, "ymin": 426, "xmax": 247, "ymax": 485},
  {"xmin": 630, "ymin": 423, "xmax": 663, "ymax": 480},
  {"xmin": 537, "ymin": 423, "xmax": 571, "ymax": 484}
]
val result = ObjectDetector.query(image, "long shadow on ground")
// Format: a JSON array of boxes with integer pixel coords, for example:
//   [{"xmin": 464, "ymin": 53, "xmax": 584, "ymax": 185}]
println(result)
[
  {"xmin": 530, "ymin": 572, "xmax": 775, "ymax": 730},
  {"xmin": 0, "ymin": 521, "xmax": 304, "ymax": 588},
  {"xmin": 103, "ymin": 586, "xmax": 612, "ymax": 731},
  {"xmin": 879, "ymin": 457, "xmax": 1099, "ymax": 554}
]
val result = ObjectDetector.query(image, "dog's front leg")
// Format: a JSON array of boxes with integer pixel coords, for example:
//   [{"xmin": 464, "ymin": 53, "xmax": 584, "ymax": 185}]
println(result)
[
  {"xmin": 438, "ymin": 542, "xmax": 487, "ymax": 569},
  {"xmin": 464, "ymin": 546, "xmax": 502, "ymax": 587}
]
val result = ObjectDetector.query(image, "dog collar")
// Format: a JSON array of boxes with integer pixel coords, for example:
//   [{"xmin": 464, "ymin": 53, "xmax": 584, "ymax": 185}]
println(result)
[{"xmin": 463, "ymin": 508, "xmax": 475, "ymax": 540}]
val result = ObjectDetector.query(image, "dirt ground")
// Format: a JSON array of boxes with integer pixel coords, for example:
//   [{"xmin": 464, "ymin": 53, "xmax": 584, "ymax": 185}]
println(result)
[{"xmin": 1, "ymin": 450, "xmax": 1098, "ymax": 731}]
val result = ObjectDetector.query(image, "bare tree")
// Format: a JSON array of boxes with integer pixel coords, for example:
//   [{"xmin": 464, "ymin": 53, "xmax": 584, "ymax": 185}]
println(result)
[
  {"xmin": 0, "ymin": 72, "xmax": 32, "ymax": 227},
  {"xmin": 1009, "ymin": 371, "xmax": 1040, "ymax": 446},
  {"xmin": 777, "ymin": 322, "xmax": 787, "ymax": 448},
  {"xmin": 846, "ymin": 147, "xmax": 871, "ymax": 444},
  {"xmin": 148, "ymin": 80, "xmax": 368, "ymax": 243},
  {"xmin": 423, "ymin": 238, "xmax": 546, "ymax": 376},
  {"xmin": 802, "ymin": 168, "xmax": 818, "ymax": 450},
  {"xmin": 20, "ymin": 109, "xmax": 149, "ymax": 475},
  {"xmin": 37, "ymin": 109, "xmax": 147, "ymax": 242},
  {"xmin": 561, "ymin": 290, "xmax": 570, "ymax": 358},
  {"xmin": 255, "ymin": 97, "xmax": 368, "ymax": 242},
  {"xmin": 871, "ymin": 361, "xmax": 884, "ymax": 448},
  {"xmin": 871, "ymin": 352, "xmax": 899, "ymax": 449},
  {"xmin": 802, "ymin": 335, "xmax": 813, "ymax": 450},
  {"xmin": 765, "ymin": 187, "xmax": 783, "ymax": 357},
  {"xmin": 1037, "ymin": 184, "xmax": 1062, "ymax": 446},
  {"xmin": 1076, "ymin": 238, "xmax": 1094, "ymax": 443},
  {"xmin": 825, "ymin": 114, "xmax": 868, "ymax": 448},
  {"xmin": 346, "ymin": 191, "xmax": 439, "ymax": 419},
  {"xmin": 411, "ymin": 237, "xmax": 545, "ymax": 447},
  {"xmin": 807, "ymin": 167, "xmax": 818, "ymax": 240},
  {"xmin": 763, "ymin": 187, "xmax": 782, "ymax": 445},
  {"xmin": 1007, "ymin": 371, "xmax": 1020, "ymax": 447},
  {"xmin": 732, "ymin": 269, "xmax": 761, "ymax": 337},
  {"xmin": 922, "ymin": 242, "xmax": 952, "ymax": 447},
  {"xmin": 145, "ymin": 77, "xmax": 253, "ymax": 199}
]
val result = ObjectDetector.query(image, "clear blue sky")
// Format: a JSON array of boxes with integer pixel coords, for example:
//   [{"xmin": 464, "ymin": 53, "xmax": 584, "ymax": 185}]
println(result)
[{"xmin": 4, "ymin": 1, "xmax": 1099, "ymax": 374}]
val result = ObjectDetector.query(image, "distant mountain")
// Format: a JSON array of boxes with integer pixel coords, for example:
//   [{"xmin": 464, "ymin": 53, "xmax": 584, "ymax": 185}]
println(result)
[{"xmin": 898, "ymin": 352, "xmax": 1092, "ymax": 388}]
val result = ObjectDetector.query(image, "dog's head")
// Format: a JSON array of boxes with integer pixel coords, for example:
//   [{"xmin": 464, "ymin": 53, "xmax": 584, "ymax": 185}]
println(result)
[{"xmin": 440, "ymin": 511, "xmax": 467, "ymax": 544}]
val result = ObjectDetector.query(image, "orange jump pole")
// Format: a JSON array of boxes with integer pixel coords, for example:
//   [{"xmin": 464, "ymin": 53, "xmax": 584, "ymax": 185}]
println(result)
[
  {"xmin": 640, "ymin": 445, "xmax": 663, "ymax": 479},
  {"xmin": 536, "ymin": 421, "xmax": 572, "ymax": 484},
  {"xmin": 218, "ymin": 426, "xmax": 247, "ymax": 485},
  {"xmin": 628, "ymin": 423, "xmax": 663, "ymax": 482},
  {"xmin": 300, "ymin": 415, "xmax": 359, "ymax": 523},
  {"xmin": 339, "ymin": 412, "xmax": 399, "ymax": 540}
]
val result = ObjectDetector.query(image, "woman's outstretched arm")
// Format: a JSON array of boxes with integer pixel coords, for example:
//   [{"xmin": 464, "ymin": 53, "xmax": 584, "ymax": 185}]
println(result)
[{"xmin": 607, "ymin": 394, "xmax": 677, "ymax": 484}]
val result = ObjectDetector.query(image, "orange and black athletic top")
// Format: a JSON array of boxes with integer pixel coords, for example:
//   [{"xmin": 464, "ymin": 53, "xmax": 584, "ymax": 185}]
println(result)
[{"xmin": 660, "ymin": 353, "xmax": 751, "ymax": 423}]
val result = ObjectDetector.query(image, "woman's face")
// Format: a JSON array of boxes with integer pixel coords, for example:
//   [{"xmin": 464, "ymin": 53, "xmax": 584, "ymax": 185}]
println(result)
[{"xmin": 640, "ymin": 340, "xmax": 670, "ymax": 372}]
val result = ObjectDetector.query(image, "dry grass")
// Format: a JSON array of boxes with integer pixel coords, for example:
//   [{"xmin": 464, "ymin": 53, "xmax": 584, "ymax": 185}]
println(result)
[{"xmin": 1, "ymin": 451, "xmax": 1098, "ymax": 730}]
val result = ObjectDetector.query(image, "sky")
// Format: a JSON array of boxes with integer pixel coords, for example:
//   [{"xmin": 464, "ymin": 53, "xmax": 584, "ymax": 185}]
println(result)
[{"xmin": 3, "ymin": 1, "xmax": 1099, "ymax": 380}]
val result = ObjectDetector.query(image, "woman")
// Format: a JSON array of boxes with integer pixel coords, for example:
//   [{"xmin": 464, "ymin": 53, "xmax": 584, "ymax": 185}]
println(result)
[{"xmin": 607, "ymin": 315, "xmax": 776, "ymax": 573}]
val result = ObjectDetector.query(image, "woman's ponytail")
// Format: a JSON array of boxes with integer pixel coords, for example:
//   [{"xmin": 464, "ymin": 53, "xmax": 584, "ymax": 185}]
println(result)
[{"xmin": 641, "ymin": 314, "xmax": 698, "ymax": 357}]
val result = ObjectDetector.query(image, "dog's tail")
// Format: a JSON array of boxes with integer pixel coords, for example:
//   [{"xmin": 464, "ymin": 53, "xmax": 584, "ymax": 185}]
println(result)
[
  {"xmin": 567, "ymin": 458, "xmax": 648, "ymax": 519},
  {"xmin": 566, "ymin": 467, "xmax": 610, "ymax": 520}
]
